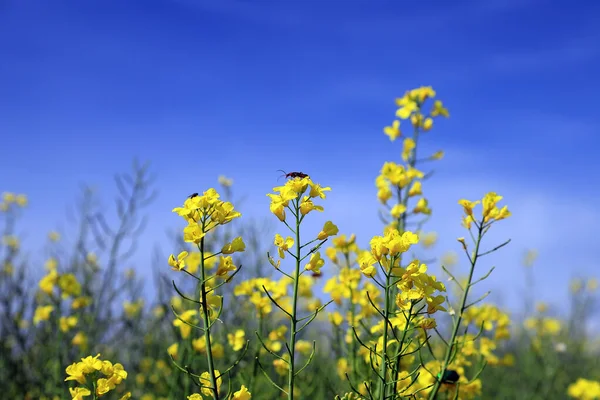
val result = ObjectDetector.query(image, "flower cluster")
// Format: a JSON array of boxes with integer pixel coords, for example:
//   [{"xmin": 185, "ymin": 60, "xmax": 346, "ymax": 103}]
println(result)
[
  {"xmin": 64, "ymin": 354, "xmax": 129, "ymax": 399},
  {"xmin": 568, "ymin": 378, "xmax": 600, "ymax": 400},
  {"xmin": 0, "ymin": 191, "xmax": 28, "ymax": 211}
]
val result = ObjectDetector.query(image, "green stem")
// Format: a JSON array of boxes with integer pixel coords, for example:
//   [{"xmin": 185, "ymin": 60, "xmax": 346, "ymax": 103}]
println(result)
[
  {"xmin": 349, "ymin": 286, "xmax": 358, "ymax": 381},
  {"xmin": 53, "ymin": 295, "xmax": 62, "ymax": 393},
  {"xmin": 199, "ymin": 233, "xmax": 220, "ymax": 400},
  {"xmin": 345, "ymin": 252, "xmax": 358, "ymax": 381},
  {"xmin": 249, "ymin": 315, "xmax": 264, "ymax": 393},
  {"xmin": 428, "ymin": 222, "xmax": 484, "ymax": 400},
  {"xmin": 379, "ymin": 271, "xmax": 392, "ymax": 400},
  {"xmin": 288, "ymin": 199, "xmax": 302, "ymax": 400},
  {"xmin": 392, "ymin": 303, "xmax": 413, "ymax": 395}
]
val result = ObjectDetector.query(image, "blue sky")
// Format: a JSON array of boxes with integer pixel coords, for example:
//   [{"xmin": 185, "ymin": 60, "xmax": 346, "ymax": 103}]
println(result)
[{"xmin": 1, "ymin": 0, "xmax": 599, "ymax": 318}]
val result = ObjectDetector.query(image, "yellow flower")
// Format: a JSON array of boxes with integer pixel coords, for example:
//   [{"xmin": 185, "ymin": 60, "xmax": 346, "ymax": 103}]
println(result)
[
  {"xmin": 221, "ymin": 237, "xmax": 245, "ymax": 254},
  {"xmin": 402, "ymin": 138, "xmax": 416, "ymax": 162},
  {"xmin": 192, "ymin": 336, "xmax": 207, "ymax": 353},
  {"xmin": 570, "ymin": 278, "xmax": 583, "ymax": 294},
  {"xmin": 183, "ymin": 224, "xmax": 205, "ymax": 244},
  {"xmin": 441, "ymin": 251, "xmax": 458, "ymax": 267},
  {"xmin": 309, "ymin": 183, "xmax": 331, "ymax": 199},
  {"xmin": 60, "ymin": 316, "xmax": 78, "ymax": 332},
  {"xmin": 458, "ymin": 199, "xmax": 480, "ymax": 217},
  {"xmin": 80, "ymin": 354, "xmax": 103, "ymax": 373},
  {"xmin": 383, "ymin": 120, "xmax": 401, "ymax": 141},
  {"xmin": 227, "ymin": 329, "xmax": 246, "ymax": 351},
  {"xmin": 167, "ymin": 343, "xmax": 179, "ymax": 359},
  {"xmin": 417, "ymin": 317, "xmax": 437, "ymax": 330},
  {"xmin": 2, "ymin": 262, "xmax": 13, "ymax": 275},
  {"xmin": 2, "ymin": 235, "xmax": 19, "ymax": 250},
  {"xmin": 482, "ymin": 192, "xmax": 502, "ymax": 216},
  {"xmin": 586, "ymin": 278, "xmax": 598, "ymax": 292},
  {"xmin": 168, "ymin": 251, "xmax": 189, "ymax": 271},
  {"xmin": 273, "ymin": 358, "xmax": 289, "ymax": 376},
  {"xmin": 329, "ymin": 311, "xmax": 344, "ymax": 326},
  {"xmin": 96, "ymin": 378, "xmax": 113, "ymax": 396},
  {"xmin": 65, "ymin": 362, "xmax": 87, "ymax": 385},
  {"xmin": 218, "ymin": 175, "xmax": 233, "ymax": 187},
  {"xmin": 420, "ymin": 232, "xmax": 437, "ymax": 248},
  {"xmin": 431, "ymin": 100, "xmax": 449, "ymax": 117},
  {"xmin": 15, "ymin": 194, "xmax": 27, "ymax": 207},
  {"xmin": 39, "ymin": 269, "xmax": 59, "ymax": 294},
  {"xmin": 395, "ymin": 97, "xmax": 418, "ymax": 119},
  {"xmin": 269, "ymin": 325, "xmax": 288, "ymax": 341},
  {"xmin": 317, "ymin": 221, "xmax": 339, "ymax": 240},
  {"xmin": 422, "ymin": 117, "xmax": 433, "ymax": 131},
  {"xmin": 567, "ymin": 378, "xmax": 600, "ymax": 400},
  {"xmin": 200, "ymin": 370, "xmax": 222, "ymax": 397},
  {"xmin": 69, "ymin": 387, "xmax": 91, "ymax": 400},
  {"xmin": 336, "ymin": 358, "xmax": 349, "ymax": 380},
  {"xmin": 33, "ymin": 305, "xmax": 54, "ymax": 325},
  {"xmin": 48, "ymin": 231, "xmax": 61, "ymax": 242},
  {"xmin": 299, "ymin": 196, "xmax": 324, "ymax": 215},
  {"xmin": 232, "ymin": 385, "xmax": 252, "ymax": 400},
  {"xmin": 295, "ymin": 340, "xmax": 312, "ymax": 355},
  {"xmin": 535, "ymin": 302, "xmax": 548, "ymax": 313},
  {"xmin": 426, "ymin": 295, "xmax": 447, "ymax": 314},
  {"xmin": 123, "ymin": 299, "xmax": 144, "ymax": 318},
  {"xmin": 2, "ymin": 192, "xmax": 15, "ymax": 203},
  {"xmin": 202, "ymin": 290, "xmax": 222, "ymax": 318},
  {"xmin": 215, "ymin": 255, "xmax": 237, "ymax": 277},
  {"xmin": 390, "ymin": 204, "xmax": 407, "ymax": 218},
  {"xmin": 71, "ymin": 296, "xmax": 92, "ymax": 309},
  {"xmin": 542, "ymin": 318, "xmax": 561, "ymax": 335},
  {"xmin": 304, "ymin": 252, "xmax": 324, "ymax": 274},
  {"xmin": 274, "ymin": 234, "xmax": 294, "ymax": 259},
  {"xmin": 357, "ymin": 251, "xmax": 377, "ymax": 278},
  {"xmin": 173, "ymin": 309, "xmax": 197, "ymax": 339},
  {"xmin": 267, "ymin": 194, "xmax": 288, "ymax": 221},
  {"xmin": 72, "ymin": 332, "xmax": 88, "ymax": 350},
  {"xmin": 86, "ymin": 252, "xmax": 98, "ymax": 265},
  {"xmin": 410, "ymin": 86, "xmax": 436, "ymax": 102},
  {"xmin": 58, "ymin": 274, "xmax": 82, "ymax": 298},
  {"xmin": 430, "ymin": 150, "xmax": 444, "ymax": 160},
  {"xmin": 408, "ymin": 181, "xmax": 422, "ymax": 197},
  {"xmin": 413, "ymin": 197, "xmax": 431, "ymax": 215}
]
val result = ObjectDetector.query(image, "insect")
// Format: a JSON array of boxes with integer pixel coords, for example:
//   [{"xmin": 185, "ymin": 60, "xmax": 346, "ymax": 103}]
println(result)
[
  {"xmin": 188, "ymin": 193, "xmax": 199, "ymax": 199},
  {"xmin": 437, "ymin": 369, "xmax": 460, "ymax": 384},
  {"xmin": 276, "ymin": 170, "xmax": 309, "ymax": 181}
]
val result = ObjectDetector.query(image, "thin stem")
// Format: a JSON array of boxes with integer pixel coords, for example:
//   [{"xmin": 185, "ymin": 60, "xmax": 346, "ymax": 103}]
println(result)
[
  {"xmin": 249, "ymin": 315, "xmax": 263, "ymax": 393},
  {"xmin": 378, "ymin": 270, "xmax": 392, "ymax": 400},
  {"xmin": 199, "ymin": 234, "xmax": 220, "ymax": 400},
  {"xmin": 393, "ymin": 303, "xmax": 414, "ymax": 393},
  {"xmin": 427, "ymin": 223, "xmax": 484, "ymax": 400},
  {"xmin": 288, "ymin": 198, "xmax": 302, "ymax": 400}
]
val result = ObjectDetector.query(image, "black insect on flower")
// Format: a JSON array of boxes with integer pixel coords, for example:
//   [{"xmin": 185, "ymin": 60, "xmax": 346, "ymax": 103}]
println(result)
[
  {"xmin": 188, "ymin": 193, "xmax": 199, "ymax": 199},
  {"xmin": 276, "ymin": 170, "xmax": 309, "ymax": 181},
  {"xmin": 438, "ymin": 369, "xmax": 460, "ymax": 384}
]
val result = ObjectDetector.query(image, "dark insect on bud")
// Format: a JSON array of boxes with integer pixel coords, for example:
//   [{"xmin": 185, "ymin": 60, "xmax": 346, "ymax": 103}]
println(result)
[
  {"xmin": 311, "ymin": 271, "xmax": 322, "ymax": 278},
  {"xmin": 437, "ymin": 369, "xmax": 460, "ymax": 384},
  {"xmin": 276, "ymin": 170, "xmax": 309, "ymax": 181},
  {"xmin": 188, "ymin": 193, "xmax": 199, "ymax": 199}
]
